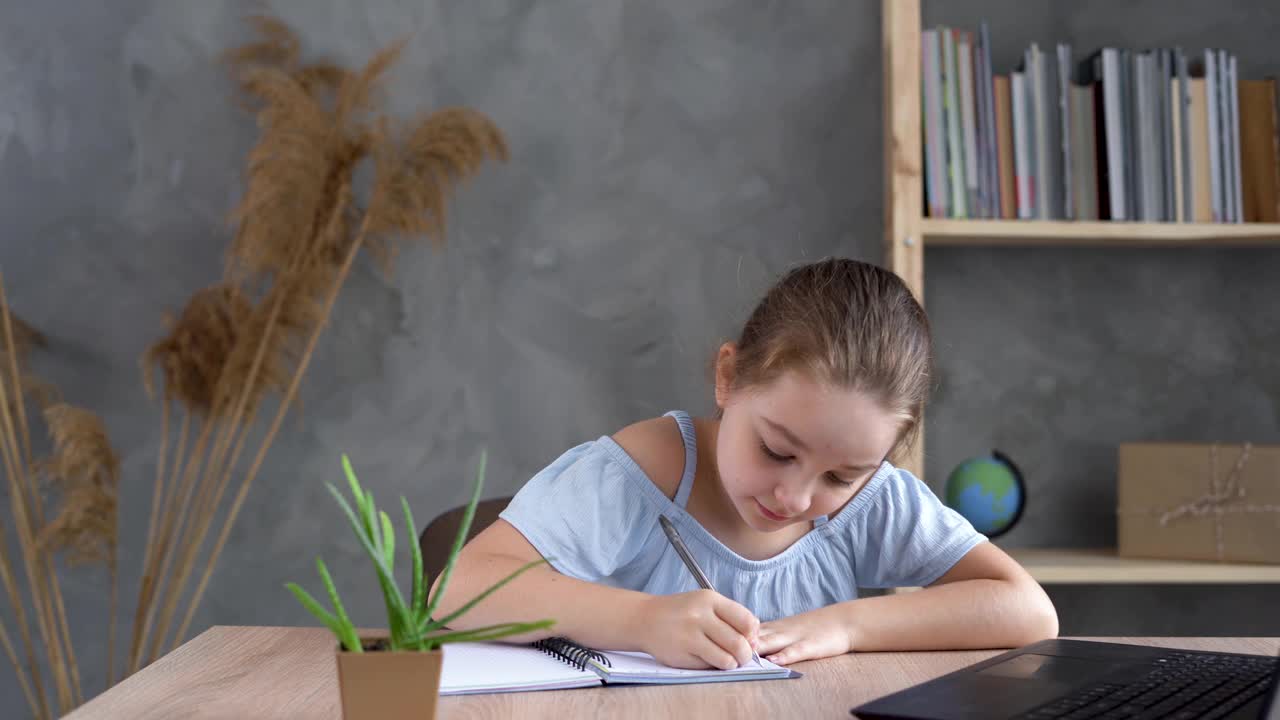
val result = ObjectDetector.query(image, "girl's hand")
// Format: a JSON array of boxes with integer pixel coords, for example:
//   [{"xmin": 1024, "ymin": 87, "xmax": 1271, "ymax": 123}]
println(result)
[
  {"xmin": 756, "ymin": 604, "xmax": 852, "ymax": 665},
  {"xmin": 635, "ymin": 590, "xmax": 760, "ymax": 670}
]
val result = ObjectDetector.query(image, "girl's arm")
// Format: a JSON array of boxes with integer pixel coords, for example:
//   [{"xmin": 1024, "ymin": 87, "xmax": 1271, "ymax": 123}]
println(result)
[
  {"xmin": 431, "ymin": 519, "xmax": 761, "ymax": 669},
  {"xmin": 757, "ymin": 542, "xmax": 1058, "ymax": 664},
  {"xmin": 841, "ymin": 541, "xmax": 1059, "ymax": 651},
  {"xmin": 429, "ymin": 518, "xmax": 652, "ymax": 649}
]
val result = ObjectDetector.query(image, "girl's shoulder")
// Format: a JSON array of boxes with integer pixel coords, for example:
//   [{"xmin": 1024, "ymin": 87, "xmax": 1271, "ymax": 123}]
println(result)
[{"xmin": 608, "ymin": 415, "xmax": 688, "ymax": 501}]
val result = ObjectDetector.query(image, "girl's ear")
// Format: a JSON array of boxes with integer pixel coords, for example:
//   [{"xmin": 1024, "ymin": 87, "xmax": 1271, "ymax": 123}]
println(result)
[{"xmin": 714, "ymin": 342, "xmax": 737, "ymax": 409}]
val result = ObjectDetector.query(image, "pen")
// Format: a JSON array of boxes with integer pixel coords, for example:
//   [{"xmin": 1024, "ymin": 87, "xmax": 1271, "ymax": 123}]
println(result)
[{"xmin": 659, "ymin": 514, "xmax": 763, "ymax": 668}]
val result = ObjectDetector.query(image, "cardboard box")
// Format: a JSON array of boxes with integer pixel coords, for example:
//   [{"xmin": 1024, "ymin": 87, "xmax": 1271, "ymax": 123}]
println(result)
[{"xmin": 1117, "ymin": 442, "xmax": 1280, "ymax": 565}]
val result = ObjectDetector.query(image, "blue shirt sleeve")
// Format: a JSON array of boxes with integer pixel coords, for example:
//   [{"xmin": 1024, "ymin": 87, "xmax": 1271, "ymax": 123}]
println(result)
[
  {"xmin": 498, "ymin": 440, "xmax": 659, "ymax": 583},
  {"xmin": 851, "ymin": 466, "xmax": 987, "ymax": 588}
]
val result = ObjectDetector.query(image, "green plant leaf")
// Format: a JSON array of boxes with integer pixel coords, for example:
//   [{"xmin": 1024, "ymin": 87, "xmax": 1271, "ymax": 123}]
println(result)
[
  {"xmin": 365, "ymin": 488, "xmax": 382, "ymax": 554},
  {"xmin": 402, "ymin": 498, "xmax": 426, "ymax": 621},
  {"xmin": 424, "ymin": 449, "xmax": 486, "ymax": 621},
  {"xmin": 316, "ymin": 558, "xmax": 361, "ymax": 653},
  {"xmin": 421, "ymin": 557, "xmax": 547, "ymax": 634},
  {"xmin": 325, "ymin": 481, "xmax": 414, "ymax": 639},
  {"xmin": 419, "ymin": 619, "xmax": 555, "ymax": 650},
  {"xmin": 284, "ymin": 582, "xmax": 360, "ymax": 651},
  {"xmin": 342, "ymin": 454, "xmax": 379, "ymax": 551},
  {"xmin": 380, "ymin": 510, "xmax": 395, "ymax": 568}
]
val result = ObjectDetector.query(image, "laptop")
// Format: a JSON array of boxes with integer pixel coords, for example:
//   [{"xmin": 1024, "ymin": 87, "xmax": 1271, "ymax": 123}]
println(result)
[{"xmin": 852, "ymin": 638, "xmax": 1279, "ymax": 720}]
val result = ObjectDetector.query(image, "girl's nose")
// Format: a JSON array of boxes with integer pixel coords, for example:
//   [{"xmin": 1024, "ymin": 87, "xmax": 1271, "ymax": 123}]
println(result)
[{"xmin": 773, "ymin": 483, "xmax": 811, "ymax": 517}]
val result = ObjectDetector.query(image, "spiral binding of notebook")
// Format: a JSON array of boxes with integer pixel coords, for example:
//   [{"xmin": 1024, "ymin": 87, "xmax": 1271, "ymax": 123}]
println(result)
[{"xmin": 532, "ymin": 637, "xmax": 613, "ymax": 671}]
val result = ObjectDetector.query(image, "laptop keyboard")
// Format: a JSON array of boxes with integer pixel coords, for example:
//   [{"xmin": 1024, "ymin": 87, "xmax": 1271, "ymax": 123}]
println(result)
[{"xmin": 1014, "ymin": 651, "xmax": 1277, "ymax": 720}]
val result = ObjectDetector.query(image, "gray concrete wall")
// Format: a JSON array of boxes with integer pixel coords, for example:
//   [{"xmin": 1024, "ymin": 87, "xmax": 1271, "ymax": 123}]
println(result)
[{"xmin": 0, "ymin": 0, "xmax": 1277, "ymax": 710}]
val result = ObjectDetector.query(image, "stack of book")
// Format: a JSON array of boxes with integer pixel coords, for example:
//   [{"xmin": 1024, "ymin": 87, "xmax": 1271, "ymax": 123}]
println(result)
[{"xmin": 922, "ymin": 24, "xmax": 1280, "ymax": 223}]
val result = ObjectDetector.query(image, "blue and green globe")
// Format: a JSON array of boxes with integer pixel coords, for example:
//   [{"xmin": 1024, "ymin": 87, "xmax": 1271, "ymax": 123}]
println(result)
[{"xmin": 943, "ymin": 451, "xmax": 1025, "ymax": 538}]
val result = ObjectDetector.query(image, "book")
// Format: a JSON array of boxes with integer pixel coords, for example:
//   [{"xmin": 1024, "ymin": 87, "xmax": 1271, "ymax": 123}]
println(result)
[
  {"xmin": 1057, "ymin": 43, "xmax": 1073, "ymax": 220},
  {"xmin": 979, "ymin": 23, "xmax": 1000, "ymax": 218},
  {"xmin": 918, "ymin": 22, "xmax": 1270, "ymax": 226},
  {"xmin": 994, "ymin": 75, "xmax": 1016, "ymax": 219},
  {"xmin": 1239, "ymin": 78, "xmax": 1280, "ymax": 222},
  {"xmin": 439, "ymin": 637, "xmax": 796, "ymax": 696},
  {"xmin": 1188, "ymin": 76, "xmax": 1213, "ymax": 221},
  {"xmin": 922, "ymin": 29, "xmax": 947, "ymax": 218},
  {"xmin": 943, "ymin": 29, "xmax": 967, "ymax": 218},
  {"xmin": 1011, "ymin": 71, "xmax": 1033, "ymax": 218},
  {"xmin": 1069, "ymin": 83, "xmax": 1097, "ymax": 220},
  {"xmin": 958, "ymin": 31, "xmax": 980, "ymax": 216},
  {"xmin": 1176, "ymin": 49, "xmax": 1192, "ymax": 222}
]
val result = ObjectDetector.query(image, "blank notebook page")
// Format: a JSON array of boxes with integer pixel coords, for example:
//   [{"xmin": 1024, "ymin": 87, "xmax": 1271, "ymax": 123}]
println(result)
[
  {"xmin": 439, "ymin": 642, "xmax": 601, "ymax": 695},
  {"xmin": 591, "ymin": 651, "xmax": 792, "ymax": 683}
]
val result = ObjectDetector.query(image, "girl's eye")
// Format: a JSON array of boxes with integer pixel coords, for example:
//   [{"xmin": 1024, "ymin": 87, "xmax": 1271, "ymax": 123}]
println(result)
[
  {"xmin": 825, "ymin": 472, "xmax": 855, "ymax": 488},
  {"xmin": 759, "ymin": 441, "xmax": 791, "ymax": 463}
]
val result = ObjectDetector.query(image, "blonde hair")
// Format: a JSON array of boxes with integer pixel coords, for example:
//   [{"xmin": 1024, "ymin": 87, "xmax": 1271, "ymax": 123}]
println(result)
[{"xmin": 725, "ymin": 258, "xmax": 933, "ymax": 453}]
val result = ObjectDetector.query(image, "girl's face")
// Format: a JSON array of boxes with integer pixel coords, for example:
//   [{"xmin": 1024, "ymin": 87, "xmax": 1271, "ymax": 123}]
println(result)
[{"xmin": 714, "ymin": 352, "xmax": 902, "ymax": 533}]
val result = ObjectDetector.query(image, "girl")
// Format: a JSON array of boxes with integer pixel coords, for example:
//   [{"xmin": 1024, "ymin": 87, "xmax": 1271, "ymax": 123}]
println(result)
[{"xmin": 434, "ymin": 258, "xmax": 1058, "ymax": 670}]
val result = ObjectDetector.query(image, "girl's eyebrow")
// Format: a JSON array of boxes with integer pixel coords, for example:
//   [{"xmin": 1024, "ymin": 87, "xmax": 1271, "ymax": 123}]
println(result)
[{"xmin": 759, "ymin": 416, "xmax": 879, "ymax": 472}]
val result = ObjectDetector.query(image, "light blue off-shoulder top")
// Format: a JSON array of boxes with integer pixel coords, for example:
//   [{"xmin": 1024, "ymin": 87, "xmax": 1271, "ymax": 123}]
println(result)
[{"xmin": 499, "ymin": 411, "xmax": 986, "ymax": 622}]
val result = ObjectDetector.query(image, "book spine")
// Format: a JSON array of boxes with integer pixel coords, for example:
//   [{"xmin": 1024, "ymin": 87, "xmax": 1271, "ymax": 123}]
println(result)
[
  {"xmin": 922, "ymin": 29, "xmax": 945, "ymax": 218},
  {"xmin": 1206, "ymin": 49, "xmax": 1221, "ymax": 222},
  {"xmin": 1058, "ymin": 43, "xmax": 1074, "ymax": 220},
  {"xmin": 958, "ymin": 32, "xmax": 980, "ymax": 217},
  {"xmin": 1160, "ymin": 49, "xmax": 1174, "ymax": 222},
  {"xmin": 1102, "ymin": 49, "xmax": 1127, "ymax": 220},
  {"xmin": 1228, "ymin": 53, "xmax": 1243, "ymax": 223},
  {"xmin": 980, "ymin": 23, "xmax": 1000, "ymax": 218},
  {"xmin": 1012, "ymin": 71, "xmax": 1033, "ymax": 219},
  {"xmin": 995, "ymin": 75, "xmax": 1016, "ymax": 219},
  {"xmin": 1177, "ymin": 49, "xmax": 1192, "ymax": 222},
  {"xmin": 943, "ymin": 29, "xmax": 967, "ymax": 218}
]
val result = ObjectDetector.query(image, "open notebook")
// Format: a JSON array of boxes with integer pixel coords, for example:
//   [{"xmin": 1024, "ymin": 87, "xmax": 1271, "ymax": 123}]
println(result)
[{"xmin": 440, "ymin": 637, "xmax": 797, "ymax": 695}]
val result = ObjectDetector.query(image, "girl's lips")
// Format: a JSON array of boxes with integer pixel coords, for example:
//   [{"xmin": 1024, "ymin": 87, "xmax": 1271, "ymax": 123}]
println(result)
[{"xmin": 756, "ymin": 500, "xmax": 790, "ymax": 521}]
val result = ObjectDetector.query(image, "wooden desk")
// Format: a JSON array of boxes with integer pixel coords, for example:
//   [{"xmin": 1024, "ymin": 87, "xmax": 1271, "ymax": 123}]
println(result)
[{"xmin": 64, "ymin": 627, "xmax": 1279, "ymax": 719}]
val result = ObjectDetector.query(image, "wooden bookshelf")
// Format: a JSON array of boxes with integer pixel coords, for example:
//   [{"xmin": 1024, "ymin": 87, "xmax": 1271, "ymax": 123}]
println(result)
[
  {"xmin": 880, "ymin": 1, "xmax": 1280, "ymax": 585},
  {"xmin": 1007, "ymin": 548, "xmax": 1280, "ymax": 584},
  {"xmin": 922, "ymin": 219, "xmax": 1280, "ymax": 246}
]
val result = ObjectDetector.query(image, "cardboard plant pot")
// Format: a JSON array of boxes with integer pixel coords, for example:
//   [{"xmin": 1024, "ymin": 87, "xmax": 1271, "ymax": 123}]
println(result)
[{"xmin": 335, "ymin": 638, "xmax": 443, "ymax": 720}]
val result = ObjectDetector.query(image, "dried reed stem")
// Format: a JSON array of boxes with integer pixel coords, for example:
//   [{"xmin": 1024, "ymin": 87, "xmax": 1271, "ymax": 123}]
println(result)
[
  {"xmin": 127, "ymin": 409, "xmax": 187, "ymax": 675},
  {"xmin": 166, "ymin": 407, "xmax": 258, "ymax": 650},
  {"xmin": 127, "ymin": 395, "xmax": 169, "ymax": 678},
  {"xmin": 48, "ymin": 562, "xmax": 82, "ymax": 705},
  {"xmin": 149, "ymin": 285, "xmax": 286, "ymax": 659},
  {"xmin": 130, "ymin": 416, "xmax": 211, "ymax": 672},
  {"xmin": 139, "ymin": 418, "xmax": 214, "ymax": 666},
  {"xmin": 36, "ymin": 398, "xmax": 119, "ymax": 712},
  {"xmin": 0, "ymin": 277, "xmax": 73, "ymax": 712},
  {"xmin": 134, "ymin": 282, "xmax": 250, "ymax": 671},
  {"xmin": 0, "ymin": 529, "xmax": 47, "ymax": 719},
  {"xmin": 0, "ymin": 324, "xmax": 48, "ymax": 720},
  {"xmin": 107, "ymin": 555, "xmax": 117, "ymax": 688},
  {"xmin": 178, "ymin": 215, "xmax": 370, "ymax": 646},
  {"xmin": 6, "ymin": 321, "xmax": 36, "ymax": 486},
  {"xmin": 0, "ymin": 615, "xmax": 39, "ymax": 718},
  {"xmin": 171, "ymin": 186, "xmax": 353, "ymax": 648}
]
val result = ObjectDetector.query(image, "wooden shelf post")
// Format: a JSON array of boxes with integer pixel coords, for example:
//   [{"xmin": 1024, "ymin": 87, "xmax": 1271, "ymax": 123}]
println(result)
[{"xmin": 883, "ymin": 0, "xmax": 926, "ymax": 477}]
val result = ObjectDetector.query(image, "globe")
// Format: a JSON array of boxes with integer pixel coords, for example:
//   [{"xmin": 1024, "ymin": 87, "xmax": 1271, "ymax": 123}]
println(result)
[{"xmin": 943, "ymin": 450, "xmax": 1025, "ymax": 538}]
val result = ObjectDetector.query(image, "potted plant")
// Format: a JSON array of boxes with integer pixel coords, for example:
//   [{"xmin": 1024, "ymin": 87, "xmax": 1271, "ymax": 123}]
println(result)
[{"xmin": 286, "ymin": 451, "xmax": 552, "ymax": 720}]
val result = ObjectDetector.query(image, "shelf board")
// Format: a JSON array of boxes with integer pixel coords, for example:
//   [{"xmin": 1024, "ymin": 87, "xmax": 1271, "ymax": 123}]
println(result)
[
  {"xmin": 1006, "ymin": 548, "xmax": 1280, "ymax": 584},
  {"xmin": 920, "ymin": 219, "xmax": 1280, "ymax": 247}
]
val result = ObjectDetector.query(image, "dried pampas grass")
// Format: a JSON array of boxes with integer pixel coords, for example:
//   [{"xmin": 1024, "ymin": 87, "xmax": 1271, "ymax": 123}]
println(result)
[
  {"xmin": 125, "ymin": 11, "xmax": 510, "ymax": 677},
  {"xmin": 39, "ymin": 404, "xmax": 120, "ymax": 690},
  {"xmin": 2, "ymin": 11, "xmax": 510, "ymax": 716},
  {"xmin": 0, "ymin": 276, "xmax": 123, "ymax": 720},
  {"xmin": 39, "ymin": 405, "xmax": 120, "ymax": 566},
  {"xmin": 143, "ymin": 284, "xmax": 259, "ymax": 416}
]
